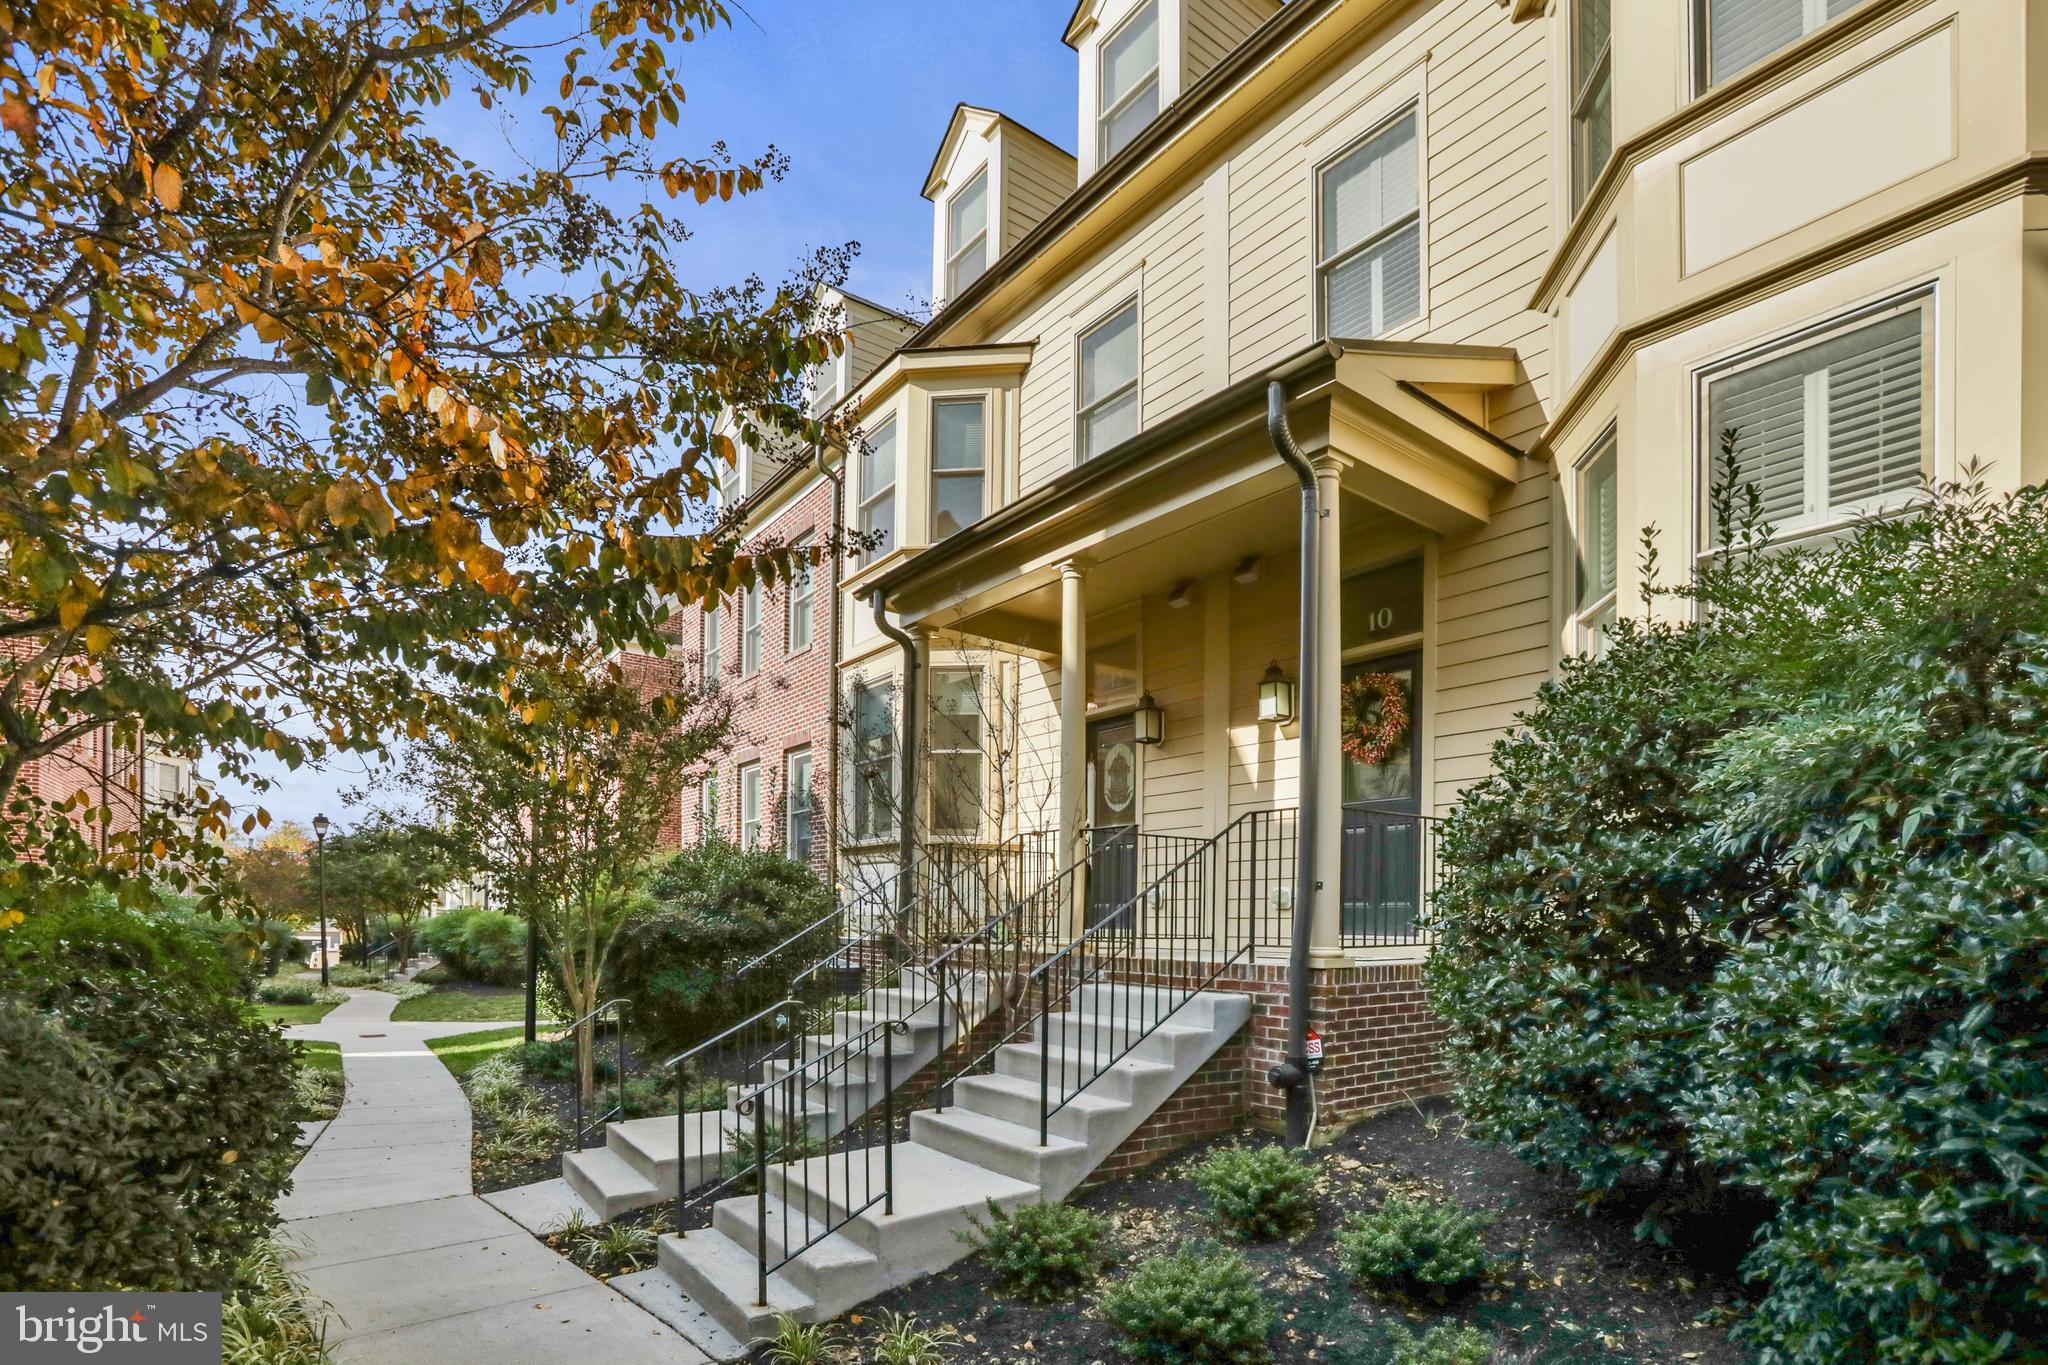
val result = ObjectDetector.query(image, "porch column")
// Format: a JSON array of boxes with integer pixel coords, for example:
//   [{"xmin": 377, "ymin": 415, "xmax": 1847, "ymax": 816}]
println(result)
[
  {"xmin": 1058, "ymin": 560, "xmax": 1088, "ymax": 934},
  {"xmin": 1310, "ymin": 458, "xmax": 1345, "ymax": 957}
]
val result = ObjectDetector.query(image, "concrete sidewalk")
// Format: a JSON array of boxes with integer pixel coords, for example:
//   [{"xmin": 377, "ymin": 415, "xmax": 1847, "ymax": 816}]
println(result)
[{"xmin": 279, "ymin": 989, "xmax": 719, "ymax": 1363}]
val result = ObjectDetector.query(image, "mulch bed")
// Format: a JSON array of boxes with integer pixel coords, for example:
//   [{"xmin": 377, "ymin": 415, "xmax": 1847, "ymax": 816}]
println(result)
[{"xmin": 837, "ymin": 1101, "xmax": 1758, "ymax": 1364}]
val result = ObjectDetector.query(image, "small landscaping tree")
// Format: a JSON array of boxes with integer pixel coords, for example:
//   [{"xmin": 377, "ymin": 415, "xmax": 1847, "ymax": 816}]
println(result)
[
  {"xmin": 422, "ymin": 653, "xmax": 727, "ymax": 1100},
  {"xmin": 320, "ymin": 817, "xmax": 452, "ymax": 962}
]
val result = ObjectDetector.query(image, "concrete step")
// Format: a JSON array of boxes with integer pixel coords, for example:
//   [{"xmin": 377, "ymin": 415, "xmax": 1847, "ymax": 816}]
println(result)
[
  {"xmin": 657, "ymin": 1227, "xmax": 811, "ymax": 1345},
  {"xmin": 991, "ymin": 1040, "xmax": 1175, "ymax": 1100},
  {"xmin": 950, "ymin": 1070, "xmax": 1131, "ymax": 1145},
  {"xmin": 1074, "ymin": 982, "xmax": 1239, "ymax": 1030},
  {"xmin": 907, "ymin": 1106, "xmax": 1091, "ymax": 1190},
  {"xmin": 713, "ymin": 1195, "xmax": 881, "ymax": 1301},
  {"xmin": 766, "ymin": 1141, "xmax": 1037, "ymax": 1272},
  {"xmin": 608, "ymin": 1110, "xmax": 731, "ymax": 1191},
  {"xmin": 562, "ymin": 1143, "xmax": 661, "ymax": 1222},
  {"xmin": 1039, "ymin": 1011, "xmax": 1211, "ymax": 1065}
]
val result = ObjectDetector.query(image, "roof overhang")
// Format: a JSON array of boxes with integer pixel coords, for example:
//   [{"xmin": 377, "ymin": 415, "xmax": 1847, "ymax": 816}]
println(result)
[{"xmin": 868, "ymin": 340, "xmax": 1528, "ymax": 630}]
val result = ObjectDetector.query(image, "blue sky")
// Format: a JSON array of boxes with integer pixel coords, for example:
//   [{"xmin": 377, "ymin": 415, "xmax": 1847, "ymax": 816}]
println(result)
[{"xmin": 217, "ymin": 0, "xmax": 1082, "ymax": 838}]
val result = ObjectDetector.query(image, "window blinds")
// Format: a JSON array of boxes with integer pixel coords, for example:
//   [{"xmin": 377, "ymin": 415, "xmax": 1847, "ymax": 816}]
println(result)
[{"xmin": 1705, "ymin": 0, "xmax": 1865, "ymax": 86}]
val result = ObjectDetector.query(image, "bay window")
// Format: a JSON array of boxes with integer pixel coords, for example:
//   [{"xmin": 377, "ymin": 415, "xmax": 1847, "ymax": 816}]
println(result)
[
  {"xmin": 859, "ymin": 419, "xmax": 897, "ymax": 561},
  {"xmin": 931, "ymin": 399, "xmax": 986, "ymax": 539}
]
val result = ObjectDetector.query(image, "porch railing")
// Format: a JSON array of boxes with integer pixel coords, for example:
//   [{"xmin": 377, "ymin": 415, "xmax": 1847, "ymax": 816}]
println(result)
[
  {"xmin": 930, "ymin": 809, "xmax": 1291, "ymax": 1143},
  {"xmin": 1337, "ymin": 808, "xmax": 1441, "ymax": 948}
]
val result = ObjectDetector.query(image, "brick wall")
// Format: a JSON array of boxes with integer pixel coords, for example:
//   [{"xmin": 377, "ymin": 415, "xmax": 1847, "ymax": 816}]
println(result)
[
  {"xmin": 1082, "ymin": 1026, "xmax": 1249, "ymax": 1187},
  {"xmin": 646, "ymin": 471, "xmax": 840, "ymax": 875},
  {"xmin": 1118, "ymin": 959, "xmax": 1449, "ymax": 1127}
]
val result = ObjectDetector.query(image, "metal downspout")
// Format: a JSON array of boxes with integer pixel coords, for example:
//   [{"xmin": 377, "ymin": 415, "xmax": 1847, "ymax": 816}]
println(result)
[
  {"xmin": 868, "ymin": 588, "xmax": 920, "ymax": 957},
  {"xmin": 1265, "ymin": 380, "xmax": 1321, "ymax": 1149},
  {"xmin": 818, "ymin": 444, "xmax": 843, "ymax": 875}
]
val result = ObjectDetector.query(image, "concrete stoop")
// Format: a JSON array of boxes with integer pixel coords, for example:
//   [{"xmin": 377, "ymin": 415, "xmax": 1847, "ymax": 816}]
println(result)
[
  {"xmin": 562, "ymin": 975, "xmax": 995, "ymax": 1222},
  {"xmin": 657, "ymin": 985, "xmax": 1252, "ymax": 1344}
]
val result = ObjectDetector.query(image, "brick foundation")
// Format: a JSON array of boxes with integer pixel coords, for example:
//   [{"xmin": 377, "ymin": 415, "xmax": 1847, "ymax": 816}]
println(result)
[{"xmin": 1081, "ymin": 1026, "xmax": 1249, "ymax": 1187}]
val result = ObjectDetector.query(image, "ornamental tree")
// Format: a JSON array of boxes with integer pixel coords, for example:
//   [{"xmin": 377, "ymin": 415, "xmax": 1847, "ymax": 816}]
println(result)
[
  {"xmin": 417, "ymin": 650, "xmax": 727, "ymax": 1100},
  {"xmin": 0, "ymin": 0, "xmax": 847, "ymax": 910}
]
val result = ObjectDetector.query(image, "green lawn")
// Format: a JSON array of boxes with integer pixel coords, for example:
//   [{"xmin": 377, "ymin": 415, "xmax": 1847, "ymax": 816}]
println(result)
[
  {"xmin": 426, "ymin": 1025, "xmax": 528, "ymax": 1078},
  {"xmin": 293, "ymin": 1039, "xmax": 343, "ymax": 1076},
  {"xmin": 389, "ymin": 983, "xmax": 526, "ymax": 1023},
  {"xmin": 251, "ymin": 996, "xmax": 344, "ymax": 1026}
]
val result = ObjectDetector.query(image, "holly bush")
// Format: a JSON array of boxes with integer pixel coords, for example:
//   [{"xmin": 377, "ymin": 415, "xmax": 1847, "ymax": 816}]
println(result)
[
  {"xmin": 1427, "ymin": 478, "xmax": 2048, "ymax": 1362},
  {"xmin": 0, "ymin": 899, "xmax": 300, "ymax": 1290}
]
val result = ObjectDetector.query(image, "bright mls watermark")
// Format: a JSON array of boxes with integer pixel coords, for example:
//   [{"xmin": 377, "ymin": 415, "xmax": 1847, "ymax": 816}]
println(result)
[{"xmin": 3, "ymin": 1294, "xmax": 221, "ymax": 1363}]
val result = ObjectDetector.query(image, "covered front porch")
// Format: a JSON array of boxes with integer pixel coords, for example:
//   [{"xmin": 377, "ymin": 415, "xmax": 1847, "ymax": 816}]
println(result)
[{"xmin": 868, "ymin": 339, "xmax": 1534, "ymax": 965}]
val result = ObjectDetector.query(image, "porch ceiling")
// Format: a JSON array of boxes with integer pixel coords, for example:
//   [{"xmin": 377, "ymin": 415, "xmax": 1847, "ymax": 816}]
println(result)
[{"xmin": 875, "ymin": 340, "xmax": 1528, "ymax": 644}]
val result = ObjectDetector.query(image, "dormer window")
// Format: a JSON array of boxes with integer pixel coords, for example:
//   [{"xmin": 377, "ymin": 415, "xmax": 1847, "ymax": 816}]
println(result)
[
  {"xmin": 807, "ymin": 353, "xmax": 842, "ymax": 415},
  {"xmin": 946, "ymin": 169, "xmax": 990, "ymax": 297},
  {"xmin": 1098, "ymin": 2, "xmax": 1160, "ymax": 163}
]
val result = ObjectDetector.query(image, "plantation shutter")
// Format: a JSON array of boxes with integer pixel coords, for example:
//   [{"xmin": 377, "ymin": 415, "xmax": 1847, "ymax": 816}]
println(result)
[
  {"xmin": 1824, "ymin": 310, "xmax": 1923, "ymax": 508},
  {"xmin": 1709, "ymin": 349, "xmax": 1809, "ymax": 535},
  {"xmin": 1709, "ymin": 303, "xmax": 1926, "ymax": 541},
  {"xmin": 1706, "ymin": 0, "xmax": 1867, "ymax": 86}
]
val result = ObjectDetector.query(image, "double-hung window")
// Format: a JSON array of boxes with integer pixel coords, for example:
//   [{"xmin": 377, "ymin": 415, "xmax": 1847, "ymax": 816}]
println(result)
[
  {"xmin": 1077, "ymin": 301, "xmax": 1139, "ymax": 461},
  {"xmin": 1698, "ymin": 0, "xmax": 1865, "ymax": 88},
  {"xmin": 929, "ymin": 669, "xmax": 985, "ymax": 836},
  {"xmin": 784, "ymin": 747, "xmax": 814, "ymax": 863},
  {"xmin": 931, "ymin": 399, "xmax": 986, "ymax": 539},
  {"xmin": 859, "ymin": 419, "xmax": 897, "ymax": 561},
  {"xmin": 702, "ymin": 603, "xmax": 723, "ymax": 689},
  {"xmin": 1318, "ymin": 112, "xmax": 1422, "ymax": 339},
  {"xmin": 946, "ymin": 169, "xmax": 989, "ymax": 298},
  {"xmin": 850, "ymin": 682, "xmax": 897, "ymax": 841},
  {"xmin": 1098, "ymin": 2, "xmax": 1160, "ymax": 163},
  {"xmin": 740, "ymin": 580, "xmax": 761, "ymax": 676},
  {"xmin": 785, "ymin": 534, "xmax": 814, "ymax": 654},
  {"xmin": 1575, "ymin": 432, "xmax": 1619, "ymax": 652},
  {"xmin": 1704, "ymin": 297, "xmax": 1930, "ymax": 545},
  {"xmin": 699, "ymin": 770, "xmax": 719, "ymax": 832},
  {"xmin": 738, "ymin": 762, "xmax": 762, "ymax": 849},
  {"xmin": 1572, "ymin": 0, "xmax": 1613, "ymax": 206}
]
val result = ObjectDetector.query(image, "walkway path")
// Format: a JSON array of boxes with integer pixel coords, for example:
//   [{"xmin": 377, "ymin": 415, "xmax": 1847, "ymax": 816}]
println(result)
[{"xmin": 280, "ymin": 989, "xmax": 716, "ymax": 1364}]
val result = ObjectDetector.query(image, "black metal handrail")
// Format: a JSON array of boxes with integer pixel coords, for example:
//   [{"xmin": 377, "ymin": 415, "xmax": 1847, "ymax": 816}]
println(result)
[
  {"xmin": 733, "ymin": 1018, "xmax": 910, "ymax": 1306},
  {"xmin": 664, "ymin": 996, "xmax": 808, "ymax": 1228},
  {"xmin": 563, "ymin": 997, "xmax": 632, "ymax": 1150}
]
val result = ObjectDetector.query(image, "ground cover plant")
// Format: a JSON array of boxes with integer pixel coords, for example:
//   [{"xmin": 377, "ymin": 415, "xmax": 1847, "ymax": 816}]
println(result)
[
  {"xmin": 859, "ymin": 1111, "xmax": 1742, "ymax": 1363},
  {"xmin": 1427, "ymin": 473, "xmax": 2048, "ymax": 1361}
]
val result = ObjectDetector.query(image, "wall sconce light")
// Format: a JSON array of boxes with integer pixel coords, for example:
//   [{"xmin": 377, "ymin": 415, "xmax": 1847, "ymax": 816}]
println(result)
[
  {"xmin": 1258, "ymin": 661, "xmax": 1296, "ymax": 724},
  {"xmin": 1233, "ymin": 555, "xmax": 1263, "ymax": 585},
  {"xmin": 1133, "ymin": 692, "xmax": 1165, "ymax": 746},
  {"xmin": 1167, "ymin": 580, "xmax": 1195, "ymax": 610}
]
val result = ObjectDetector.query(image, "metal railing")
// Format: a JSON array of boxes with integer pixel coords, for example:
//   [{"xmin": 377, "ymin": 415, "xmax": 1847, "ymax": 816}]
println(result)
[
  {"xmin": 734, "ymin": 1019, "xmax": 909, "ymax": 1306},
  {"xmin": 1337, "ymin": 808, "xmax": 1441, "ymax": 948},
  {"xmin": 664, "ymin": 996, "xmax": 809, "ymax": 1227},
  {"xmin": 565, "ymin": 997, "xmax": 631, "ymax": 1150}
]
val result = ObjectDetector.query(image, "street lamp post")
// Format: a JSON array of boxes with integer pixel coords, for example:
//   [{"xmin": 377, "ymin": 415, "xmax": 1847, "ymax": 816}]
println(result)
[{"xmin": 312, "ymin": 812, "xmax": 331, "ymax": 988}]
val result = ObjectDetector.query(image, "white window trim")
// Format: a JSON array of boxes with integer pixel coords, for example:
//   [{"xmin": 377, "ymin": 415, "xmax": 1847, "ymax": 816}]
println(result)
[
  {"xmin": 738, "ymin": 762, "xmax": 762, "ymax": 849},
  {"xmin": 783, "ymin": 747, "xmax": 814, "ymax": 859},
  {"xmin": 945, "ymin": 167, "xmax": 990, "ymax": 299},
  {"xmin": 1313, "ymin": 103, "xmax": 1424, "ymax": 342},
  {"xmin": 702, "ymin": 602, "xmax": 723, "ymax": 690},
  {"xmin": 858, "ymin": 418, "xmax": 897, "ymax": 562},
  {"xmin": 1693, "ymin": 0, "xmax": 1859, "ymax": 94},
  {"xmin": 1074, "ymin": 296, "xmax": 1141, "ymax": 465},
  {"xmin": 930, "ymin": 395, "xmax": 988, "ymax": 540},
  {"xmin": 785, "ymin": 533, "xmax": 815, "ymax": 656},
  {"xmin": 927, "ymin": 666, "xmax": 986, "ymax": 838},
  {"xmin": 1573, "ymin": 425, "xmax": 1620, "ymax": 654},
  {"xmin": 847, "ymin": 680, "xmax": 898, "ymax": 845},
  {"xmin": 1694, "ymin": 287, "xmax": 1936, "ymax": 557},
  {"xmin": 740, "ymin": 581, "xmax": 761, "ymax": 677},
  {"xmin": 1096, "ymin": 1, "xmax": 1161, "ymax": 164},
  {"xmin": 1571, "ymin": 0, "xmax": 1612, "ymax": 207}
]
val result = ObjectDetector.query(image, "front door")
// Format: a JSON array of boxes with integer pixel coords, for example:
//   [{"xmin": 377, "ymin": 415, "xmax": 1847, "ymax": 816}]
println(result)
[
  {"xmin": 1086, "ymin": 714, "xmax": 1140, "ymax": 930},
  {"xmin": 1339, "ymin": 653, "xmax": 1423, "ymax": 942}
]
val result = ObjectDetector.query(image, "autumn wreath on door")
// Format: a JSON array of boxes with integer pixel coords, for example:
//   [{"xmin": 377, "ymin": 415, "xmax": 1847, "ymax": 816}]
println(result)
[{"xmin": 1340, "ymin": 672, "xmax": 1410, "ymax": 767}]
